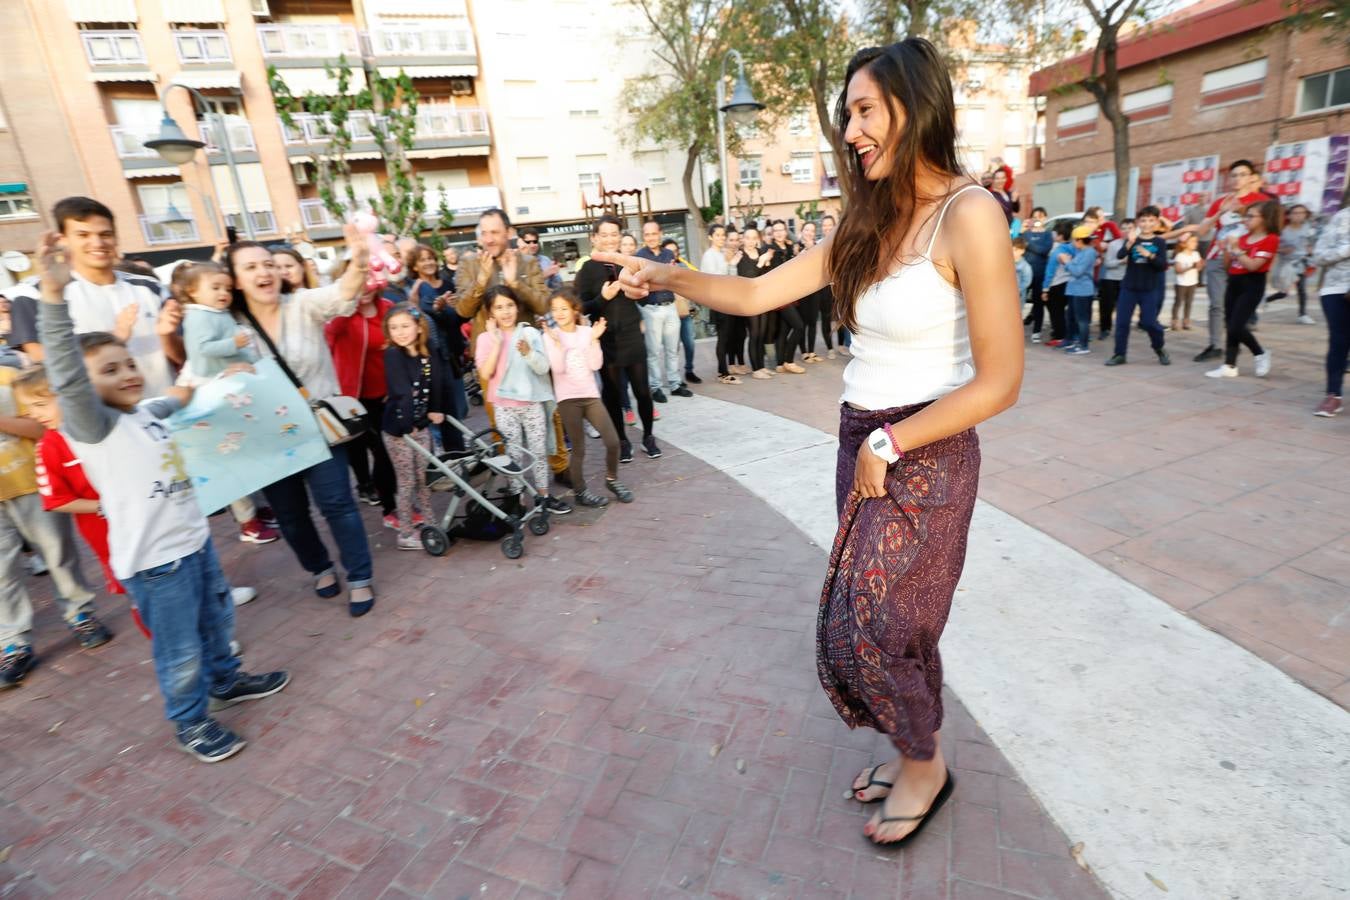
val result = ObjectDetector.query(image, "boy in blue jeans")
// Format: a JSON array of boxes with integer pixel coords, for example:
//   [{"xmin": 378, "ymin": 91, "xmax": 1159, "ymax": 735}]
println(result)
[
  {"xmin": 1064, "ymin": 225, "xmax": 1100, "ymax": 355},
  {"xmin": 1106, "ymin": 206, "xmax": 1171, "ymax": 367},
  {"xmin": 36, "ymin": 226, "xmax": 288, "ymax": 762}
]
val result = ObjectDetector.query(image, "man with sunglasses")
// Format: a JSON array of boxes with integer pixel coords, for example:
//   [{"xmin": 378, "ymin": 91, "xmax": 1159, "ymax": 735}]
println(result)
[
  {"xmin": 1172, "ymin": 159, "xmax": 1276, "ymax": 362},
  {"xmin": 518, "ymin": 228, "xmax": 562, "ymax": 292}
]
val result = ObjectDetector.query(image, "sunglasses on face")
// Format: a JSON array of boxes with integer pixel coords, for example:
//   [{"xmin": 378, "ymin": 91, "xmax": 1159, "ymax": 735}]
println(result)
[{"xmin": 522, "ymin": 238, "xmax": 539, "ymax": 245}]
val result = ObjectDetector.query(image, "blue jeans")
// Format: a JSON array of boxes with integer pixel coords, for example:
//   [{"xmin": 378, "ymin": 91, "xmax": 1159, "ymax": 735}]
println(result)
[
  {"xmin": 1113, "ymin": 286, "xmax": 1166, "ymax": 358},
  {"xmin": 1323, "ymin": 292, "xmax": 1350, "ymax": 396},
  {"xmin": 1068, "ymin": 294, "xmax": 1094, "ymax": 348},
  {"xmin": 123, "ymin": 542, "xmax": 240, "ymax": 729},
  {"xmin": 679, "ymin": 313, "xmax": 696, "ymax": 375},
  {"xmin": 838, "ymin": 328, "xmax": 852, "ymax": 348},
  {"xmin": 262, "ymin": 445, "xmax": 373, "ymax": 589},
  {"xmin": 438, "ymin": 369, "xmax": 468, "ymax": 452},
  {"xmin": 640, "ymin": 303, "xmax": 682, "ymax": 390}
]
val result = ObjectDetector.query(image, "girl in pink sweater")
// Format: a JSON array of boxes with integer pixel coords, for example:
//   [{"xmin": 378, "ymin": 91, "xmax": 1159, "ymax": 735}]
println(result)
[{"xmin": 545, "ymin": 289, "xmax": 633, "ymax": 506}]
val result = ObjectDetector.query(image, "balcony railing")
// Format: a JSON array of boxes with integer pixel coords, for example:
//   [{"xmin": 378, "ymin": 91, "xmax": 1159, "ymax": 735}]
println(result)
[
  {"xmin": 282, "ymin": 111, "xmax": 381, "ymax": 147},
  {"xmin": 140, "ymin": 214, "xmax": 200, "ymax": 246},
  {"xmin": 415, "ymin": 108, "xmax": 489, "ymax": 141},
  {"xmin": 366, "ymin": 26, "xmax": 474, "ymax": 57},
  {"xmin": 225, "ymin": 210, "xmax": 277, "ymax": 235},
  {"xmin": 283, "ymin": 109, "xmax": 487, "ymax": 147},
  {"xmin": 257, "ymin": 24, "xmax": 360, "ymax": 60},
  {"xmin": 202, "ymin": 119, "xmax": 256, "ymax": 154},
  {"xmin": 81, "ymin": 30, "xmax": 148, "ymax": 67},
  {"xmin": 111, "ymin": 120, "xmax": 255, "ymax": 161},
  {"xmin": 299, "ymin": 199, "xmax": 343, "ymax": 230},
  {"xmin": 174, "ymin": 29, "xmax": 232, "ymax": 65},
  {"xmin": 109, "ymin": 125, "xmax": 160, "ymax": 160}
]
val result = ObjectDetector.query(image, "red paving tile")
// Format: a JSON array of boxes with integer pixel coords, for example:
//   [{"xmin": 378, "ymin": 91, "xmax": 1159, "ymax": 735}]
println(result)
[{"xmin": 0, "ymin": 394, "xmax": 1106, "ymax": 897}]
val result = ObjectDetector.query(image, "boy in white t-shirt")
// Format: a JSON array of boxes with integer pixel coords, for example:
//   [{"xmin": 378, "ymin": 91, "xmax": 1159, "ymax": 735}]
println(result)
[{"xmin": 36, "ymin": 231, "xmax": 289, "ymax": 763}]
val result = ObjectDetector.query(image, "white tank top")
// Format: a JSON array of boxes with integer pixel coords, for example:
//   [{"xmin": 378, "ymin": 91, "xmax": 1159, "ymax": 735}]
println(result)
[{"xmin": 840, "ymin": 184, "xmax": 981, "ymax": 411}]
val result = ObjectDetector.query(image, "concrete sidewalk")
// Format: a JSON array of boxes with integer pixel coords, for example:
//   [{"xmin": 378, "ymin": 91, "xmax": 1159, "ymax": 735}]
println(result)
[{"xmin": 686, "ymin": 298, "xmax": 1348, "ymax": 707}]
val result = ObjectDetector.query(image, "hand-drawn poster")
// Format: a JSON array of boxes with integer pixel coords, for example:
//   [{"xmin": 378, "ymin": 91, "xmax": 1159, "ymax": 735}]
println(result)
[{"xmin": 168, "ymin": 359, "xmax": 331, "ymax": 515}]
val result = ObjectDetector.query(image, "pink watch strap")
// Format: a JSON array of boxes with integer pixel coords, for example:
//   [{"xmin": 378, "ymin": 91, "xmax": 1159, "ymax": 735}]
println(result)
[{"xmin": 882, "ymin": 423, "xmax": 904, "ymax": 458}]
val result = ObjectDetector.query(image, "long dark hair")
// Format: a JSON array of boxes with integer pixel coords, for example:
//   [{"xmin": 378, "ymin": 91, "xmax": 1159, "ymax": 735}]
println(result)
[{"xmin": 827, "ymin": 39, "xmax": 963, "ymax": 331}]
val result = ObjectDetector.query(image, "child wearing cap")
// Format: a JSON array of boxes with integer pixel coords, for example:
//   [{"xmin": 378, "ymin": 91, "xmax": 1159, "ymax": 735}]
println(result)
[
  {"xmin": 1063, "ymin": 225, "xmax": 1099, "ymax": 355},
  {"xmin": 1106, "ymin": 206, "xmax": 1171, "ymax": 367}
]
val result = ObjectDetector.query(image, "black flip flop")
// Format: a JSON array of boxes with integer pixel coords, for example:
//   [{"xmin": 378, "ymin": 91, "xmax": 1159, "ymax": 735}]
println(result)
[
  {"xmin": 852, "ymin": 764, "xmax": 895, "ymax": 803},
  {"xmin": 868, "ymin": 769, "xmax": 955, "ymax": 848}
]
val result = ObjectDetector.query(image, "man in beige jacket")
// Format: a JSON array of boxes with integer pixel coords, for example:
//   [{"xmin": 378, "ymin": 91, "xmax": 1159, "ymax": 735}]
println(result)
[{"xmin": 456, "ymin": 208, "xmax": 570, "ymax": 486}]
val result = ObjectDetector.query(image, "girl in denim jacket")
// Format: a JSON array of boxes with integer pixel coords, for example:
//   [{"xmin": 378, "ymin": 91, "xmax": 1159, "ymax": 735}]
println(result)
[{"xmin": 473, "ymin": 285, "xmax": 568, "ymax": 513}]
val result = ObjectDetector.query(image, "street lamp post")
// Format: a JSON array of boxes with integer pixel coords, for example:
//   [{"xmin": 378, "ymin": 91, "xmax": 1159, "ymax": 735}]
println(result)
[
  {"xmin": 716, "ymin": 49, "xmax": 765, "ymax": 230},
  {"xmin": 144, "ymin": 82, "xmax": 256, "ymax": 241}
]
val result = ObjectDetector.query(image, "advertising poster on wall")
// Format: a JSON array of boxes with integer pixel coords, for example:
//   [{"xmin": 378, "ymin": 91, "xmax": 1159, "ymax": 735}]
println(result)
[
  {"xmin": 1264, "ymin": 135, "xmax": 1350, "ymax": 215},
  {"xmin": 1150, "ymin": 155, "xmax": 1220, "ymax": 225}
]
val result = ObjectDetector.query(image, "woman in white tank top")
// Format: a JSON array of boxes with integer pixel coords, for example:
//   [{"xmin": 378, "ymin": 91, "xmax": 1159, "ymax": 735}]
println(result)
[{"xmin": 598, "ymin": 38, "xmax": 1023, "ymax": 847}]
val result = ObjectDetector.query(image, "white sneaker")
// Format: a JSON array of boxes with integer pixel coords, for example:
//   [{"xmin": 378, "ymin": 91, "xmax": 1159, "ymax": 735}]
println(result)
[
  {"xmin": 1254, "ymin": 352, "xmax": 1272, "ymax": 377},
  {"xmin": 1298, "ymin": 314, "xmax": 1316, "ymax": 325},
  {"xmin": 1205, "ymin": 365, "xmax": 1239, "ymax": 379},
  {"xmin": 583, "ymin": 421, "xmax": 601, "ymax": 439},
  {"xmin": 231, "ymin": 586, "xmax": 257, "ymax": 607},
  {"xmin": 229, "ymin": 639, "xmax": 243, "ymax": 656},
  {"xmin": 1031, "ymin": 332, "xmax": 1042, "ymax": 343},
  {"xmin": 24, "ymin": 553, "xmax": 47, "ymax": 576}
]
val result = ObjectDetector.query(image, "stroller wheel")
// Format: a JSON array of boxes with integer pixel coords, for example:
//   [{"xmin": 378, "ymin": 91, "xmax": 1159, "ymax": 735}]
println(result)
[
  {"xmin": 421, "ymin": 525, "xmax": 451, "ymax": 557},
  {"xmin": 470, "ymin": 394, "xmax": 484, "ymax": 407},
  {"xmin": 501, "ymin": 535, "xmax": 524, "ymax": 559},
  {"xmin": 528, "ymin": 513, "xmax": 550, "ymax": 536}
]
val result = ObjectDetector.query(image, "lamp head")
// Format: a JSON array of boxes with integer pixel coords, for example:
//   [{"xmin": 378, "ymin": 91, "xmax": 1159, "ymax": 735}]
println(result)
[
  {"xmin": 721, "ymin": 73, "xmax": 763, "ymax": 127},
  {"xmin": 144, "ymin": 113, "xmax": 204, "ymax": 165}
]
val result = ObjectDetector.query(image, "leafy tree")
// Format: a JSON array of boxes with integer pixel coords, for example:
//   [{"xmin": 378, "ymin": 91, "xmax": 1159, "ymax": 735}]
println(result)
[
  {"xmin": 744, "ymin": 1, "xmax": 853, "ymax": 196},
  {"xmin": 1070, "ymin": 0, "xmax": 1162, "ymax": 219},
  {"xmin": 267, "ymin": 59, "xmax": 431, "ymax": 236},
  {"xmin": 624, "ymin": 0, "xmax": 792, "ymax": 245}
]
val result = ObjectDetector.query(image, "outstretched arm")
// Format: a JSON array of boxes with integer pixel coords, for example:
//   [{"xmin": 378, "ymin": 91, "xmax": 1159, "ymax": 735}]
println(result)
[
  {"xmin": 33, "ymin": 233, "xmax": 118, "ymax": 444},
  {"xmin": 593, "ymin": 239, "xmax": 831, "ymax": 317}
]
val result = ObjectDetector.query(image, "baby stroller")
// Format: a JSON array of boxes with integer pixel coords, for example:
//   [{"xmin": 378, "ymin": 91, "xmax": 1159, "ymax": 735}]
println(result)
[
  {"xmin": 460, "ymin": 322, "xmax": 483, "ymax": 407},
  {"xmin": 402, "ymin": 415, "xmax": 549, "ymax": 559}
]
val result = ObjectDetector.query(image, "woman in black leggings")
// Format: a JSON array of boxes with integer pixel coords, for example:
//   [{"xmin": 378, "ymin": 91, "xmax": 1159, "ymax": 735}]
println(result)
[
  {"xmin": 1207, "ymin": 200, "xmax": 1282, "ymax": 380},
  {"xmin": 736, "ymin": 227, "xmax": 776, "ymax": 380},
  {"xmin": 576, "ymin": 215, "xmax": 659, "ymax": 459}
]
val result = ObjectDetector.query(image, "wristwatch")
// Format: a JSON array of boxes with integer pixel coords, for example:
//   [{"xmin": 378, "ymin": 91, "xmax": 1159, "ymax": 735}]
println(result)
[{"xmin": 867, "ymin": 427, "xmax": 901, "ymax": 464}]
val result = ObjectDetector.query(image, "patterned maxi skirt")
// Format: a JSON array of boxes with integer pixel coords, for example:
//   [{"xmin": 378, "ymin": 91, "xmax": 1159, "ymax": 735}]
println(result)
[{"xmin": 816, "ymin": 403, "xmax": 981, "ymax": 761}]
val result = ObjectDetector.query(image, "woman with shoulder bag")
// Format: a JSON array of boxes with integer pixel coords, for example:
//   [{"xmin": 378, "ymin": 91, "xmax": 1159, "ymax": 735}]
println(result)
[{"xmin": 227, "ymin": 225, "xmax": 378, "ymax": 618}]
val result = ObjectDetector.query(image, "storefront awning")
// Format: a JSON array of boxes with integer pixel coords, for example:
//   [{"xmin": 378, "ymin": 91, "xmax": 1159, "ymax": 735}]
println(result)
[{"xmin": 376, "ymin": 64, "xmax": 477, "ymax": 78}]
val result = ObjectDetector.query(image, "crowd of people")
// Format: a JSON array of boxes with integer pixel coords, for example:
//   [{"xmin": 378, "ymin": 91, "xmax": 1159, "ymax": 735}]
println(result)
[
  {"xmin": 1008, "ymin": 158, "xmax": 1350, "ymax": 417},
  {"xmin": 0, "ymin": 198, "xmax": 706, "ymax": 763}
]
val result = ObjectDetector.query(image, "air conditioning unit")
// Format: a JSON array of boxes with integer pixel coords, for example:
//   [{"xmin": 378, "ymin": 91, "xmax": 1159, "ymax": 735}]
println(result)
[
  {"xmin": 291, "ymin": 162, "xmax": 309, "ymax": 185},
  {"xmin": 780, "ymin": 163, "xmax": 792, "ymax": 175},
  {"xmin": 250, "ymin": 0, "xmax": 270, "ymax": 16},
  {"xmin": 449, "ymin": 78, "xmax": 473, "ymax": 97}
]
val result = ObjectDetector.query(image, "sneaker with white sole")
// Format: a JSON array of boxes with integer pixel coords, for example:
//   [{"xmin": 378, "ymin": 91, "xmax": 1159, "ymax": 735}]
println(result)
[
  {"xmin": 176, "ymin": 718, "xmax": 246, "ymax": 762},
  {"xmin": 1314, "ymin": 395, "xmax": 1343, "ymax": 418},
  {"xmin": 238, "ymin": 518, "xmax": 279, "ymax": 544},
  {"xmin": 397, "ymin": 533, "xmax": 423, "ymax": 551},
  {"xmin": 1253, "ymin": 351, "xmax": 1271, "ymax": 377},
  {"xmin": 584, "ymin": 421, "xmax": 601, "ymax": 439},
  {"xmin": 208, "ymin": 670, "xmax": 291, "ymax": 711},
  {"xmin": 1297, "ymin": 314, "xmax": 1316, "ymax": 325},
  {"xmin": 1205, "ymin": 364, "xmax": 1239, "ymax": 378},
  {"xmin": 231, "ymin": 586, "xmax": 257, "ymax": 607}
]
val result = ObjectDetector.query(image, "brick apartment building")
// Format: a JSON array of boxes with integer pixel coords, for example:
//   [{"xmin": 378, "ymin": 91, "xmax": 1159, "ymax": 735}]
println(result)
[{"xmin": 1024, "ymin": 0, "xmax": 1348, "ymax": 222}]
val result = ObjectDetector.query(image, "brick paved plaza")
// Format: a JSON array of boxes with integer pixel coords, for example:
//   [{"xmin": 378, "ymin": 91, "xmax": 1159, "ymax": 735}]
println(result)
[{"xmin": 0, "ymin": 296, "xmax": 1343, "ymax": 898}]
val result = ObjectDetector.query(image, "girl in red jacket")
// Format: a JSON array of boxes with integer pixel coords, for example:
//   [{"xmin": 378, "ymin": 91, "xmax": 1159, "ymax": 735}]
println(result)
[{"xmin": 324, "ymin": 288, "xmax": 401, "ymax": 527}]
